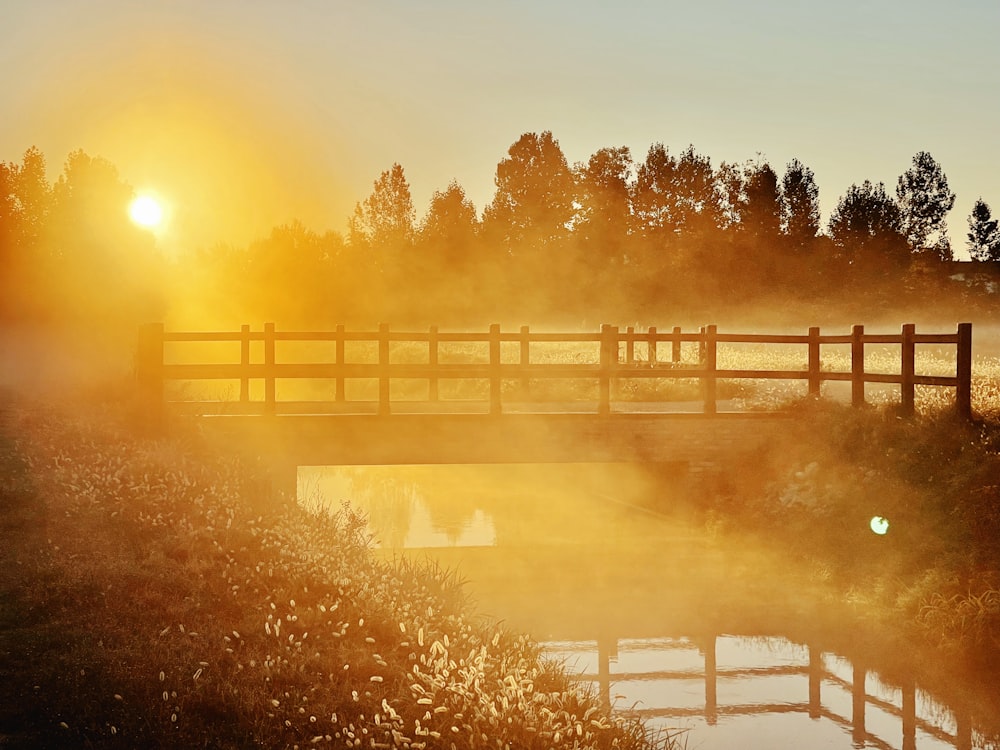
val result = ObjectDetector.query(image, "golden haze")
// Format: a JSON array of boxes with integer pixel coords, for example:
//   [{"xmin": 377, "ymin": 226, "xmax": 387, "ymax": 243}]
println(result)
[{"xmin": 25, "ymin": 29, "xmax": 355, "ymax": 253}]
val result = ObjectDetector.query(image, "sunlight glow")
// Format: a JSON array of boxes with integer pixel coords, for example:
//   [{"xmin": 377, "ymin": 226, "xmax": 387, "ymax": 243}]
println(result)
[
  {"xmin": 870, "ymin": 516, "xmax": 890, "ymax": 535},
  {"xmin": 129, "ymin": 195, "xmax": 164, "ymax": 229}
]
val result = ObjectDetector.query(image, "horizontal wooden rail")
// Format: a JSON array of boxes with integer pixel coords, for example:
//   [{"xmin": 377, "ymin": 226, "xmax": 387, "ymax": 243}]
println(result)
[{"xmin": 136, "ymin": 322, "xmax": 973, "ymax": 428}]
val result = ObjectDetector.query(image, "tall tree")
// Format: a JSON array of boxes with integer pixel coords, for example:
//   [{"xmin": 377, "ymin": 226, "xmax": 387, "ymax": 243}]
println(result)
[
  {"xmin": 672, "ymin": 145, "xmax": 720, "ymax": 234},
  {"xmin": 13, "ymin": 146, "xmax": 51, "ymax": 250},
  {"xmin": 575, "ymin": 146, "xmax": 633, "ymax": 265},
  {"xmin": 828, "ymin": 180, "xmax": 909, "ymax": 276},
  {"xmin": 967, "ymin": 198, "xmax": 1000, "ymax": 262},
  {"xmin": 713, "ymin": 161, "xmax": 745, "ymax": 231},
  {"xmin": 45, "ymin": 149, "xmax": 162, "ymax": 323},
  {"xmin": 896, "ymin": 151, "xmax": 955, "ymax": 261},
  {"xmin": 781, "ymin": 158, "xmax": 820, "ymax": 247},
  {"xmin": 482, "ymin": 131, "xmax": 575, "ymax": 252},
  {"xmin": 1, "ymin": 147, "xmax": 53, "ymax": 312},
  {"xmin": 741, "ymin": 161, "xmax": 782, "ymax": 240},
  {"xmin": 349, "ymin": 163, "xmax": 415, "ymax": 253},
  {"xmin": 631, "ymin": 143, "xmax": 676, "ymax": 236},
  {"xmin": 632, "ymin": 144, "xmax": 718, "ymax": 236},
  {"xmin": 418, "ymin": 180, "xmax": 480, "ymax": 270}
]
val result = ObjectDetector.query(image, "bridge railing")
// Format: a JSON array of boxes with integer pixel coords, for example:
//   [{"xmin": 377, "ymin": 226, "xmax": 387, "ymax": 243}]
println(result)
[
  {"xmin": 555, "ymin": 634, "xmax": 975, "ymax": 749},
  {"xmin": 136, "ymin": 322, "xmax": 972, "ymax": 427}
]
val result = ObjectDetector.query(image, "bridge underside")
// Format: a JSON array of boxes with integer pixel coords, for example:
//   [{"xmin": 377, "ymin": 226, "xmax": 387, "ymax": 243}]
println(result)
[{"xmin": 189, "ymin": 413, "xmax": 791, "ymax": 489}]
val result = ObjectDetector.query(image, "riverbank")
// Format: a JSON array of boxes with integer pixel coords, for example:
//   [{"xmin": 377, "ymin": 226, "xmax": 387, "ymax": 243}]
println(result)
[
  {"xmin": 3, "ymin": 392, "xmax": 998, "ymax": 748},
  {"xmin": 0, "ymin": 394, "xmax": 666, "ymax": 749},
  {"xmin": 675, "ymin": 399, "xmax": 1000, "ymax": 682}
]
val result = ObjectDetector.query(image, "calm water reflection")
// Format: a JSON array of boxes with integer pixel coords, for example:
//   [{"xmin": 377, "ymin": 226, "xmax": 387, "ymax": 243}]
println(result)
[{"xmin": 299, "ymin": 464, "xmax": 999, "ymax": 750}]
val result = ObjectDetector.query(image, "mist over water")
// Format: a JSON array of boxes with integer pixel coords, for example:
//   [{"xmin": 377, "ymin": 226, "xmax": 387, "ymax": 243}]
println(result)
[{"xmin": 301, "ymin": 463, "xmax": 1000, "ymax": 750}]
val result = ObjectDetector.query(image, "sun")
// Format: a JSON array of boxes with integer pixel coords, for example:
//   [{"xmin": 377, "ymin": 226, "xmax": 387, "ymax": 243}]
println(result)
[{"xmin": 129, "ymin": 194, "xmax": 164, "ymax": 229}]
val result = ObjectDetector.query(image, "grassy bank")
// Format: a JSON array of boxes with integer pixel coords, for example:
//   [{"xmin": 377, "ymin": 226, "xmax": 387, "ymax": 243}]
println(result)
[
  {"xmin": 0, "ymin": 395, "xmax": 665, "ymax": 749},
  {"xmin": 684, "ymin": 399, "xmax": 1000, "ymax": 675}
]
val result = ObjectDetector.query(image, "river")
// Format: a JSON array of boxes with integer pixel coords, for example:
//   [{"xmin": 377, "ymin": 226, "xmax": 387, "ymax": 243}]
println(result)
[{"xmin": 299, "ymin": 462, "xmax": 1000, "ymax": 750}]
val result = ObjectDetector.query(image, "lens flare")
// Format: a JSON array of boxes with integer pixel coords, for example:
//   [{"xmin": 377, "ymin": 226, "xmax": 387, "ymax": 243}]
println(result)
[{"xmin": 870, "ymin": 516, "xmax": 890, "ymax": 535}]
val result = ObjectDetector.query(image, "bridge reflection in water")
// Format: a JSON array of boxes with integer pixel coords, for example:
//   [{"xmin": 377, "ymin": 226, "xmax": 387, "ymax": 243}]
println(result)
[
  {"xmin": 301, "ymin": 463, "xmax": 998, "ymax": 750},
  {"xmin": 546, "ymin": 635, "xmax": 975, "ymax": 750}
]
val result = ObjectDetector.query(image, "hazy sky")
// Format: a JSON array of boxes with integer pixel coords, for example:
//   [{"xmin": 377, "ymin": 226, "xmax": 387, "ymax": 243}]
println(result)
[{"xmin": 3, "ymin": 0, "xmax": 998, "ymax": 257}]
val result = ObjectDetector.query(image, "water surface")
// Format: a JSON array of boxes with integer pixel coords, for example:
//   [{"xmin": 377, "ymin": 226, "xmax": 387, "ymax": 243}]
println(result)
[{"xmin": 300, "ymin": 463, "xmax": 999, "ymax": 750}]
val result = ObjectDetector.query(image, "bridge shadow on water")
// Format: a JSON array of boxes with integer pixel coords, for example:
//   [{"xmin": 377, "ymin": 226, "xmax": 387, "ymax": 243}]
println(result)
[{"xmin": 299, "ymin": 462, "xmax": 1000, "ymax": 750}]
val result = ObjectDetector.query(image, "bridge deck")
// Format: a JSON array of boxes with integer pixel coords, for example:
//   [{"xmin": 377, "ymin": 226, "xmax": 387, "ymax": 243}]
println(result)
[{"xmin": 172, "ymin": 399, "xmax": 743, "ymax": 417}]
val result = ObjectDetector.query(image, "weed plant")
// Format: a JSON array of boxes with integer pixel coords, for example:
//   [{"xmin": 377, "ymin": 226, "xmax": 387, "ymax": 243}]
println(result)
[{"xmin": 0, "ymin": 396, "xmax": 670, "ymax": 749}]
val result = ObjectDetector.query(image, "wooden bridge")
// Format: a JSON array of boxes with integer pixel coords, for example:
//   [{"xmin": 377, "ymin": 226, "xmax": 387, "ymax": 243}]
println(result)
[
  {"xmin": 136, "ymin": 322, "xmax": 973, "ymax": 488},
  {"xmin": 556, "ymin": 634, "xmax": 977, "ymax": 750}
]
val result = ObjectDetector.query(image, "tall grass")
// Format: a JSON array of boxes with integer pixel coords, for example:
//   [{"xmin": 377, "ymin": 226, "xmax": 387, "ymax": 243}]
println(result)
[{"xmin": 0, "ymin": 396, "xmax": 671, "ymax": 749}]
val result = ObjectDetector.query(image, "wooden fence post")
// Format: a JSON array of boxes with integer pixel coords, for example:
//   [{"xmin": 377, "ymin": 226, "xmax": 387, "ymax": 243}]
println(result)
[
  {"xmin": 599, "ymin": 324, "xmax": 617, "ymax": 416},
  {"xmin": 240, "ymin": 324, "xmax": 250, "ymax": 405},
  {"xmin": 808, "ymin": 645, "xmax": 823, "ymax": 719},
  {"xmin": 900, "ymin": 323, "xmax": 915, "ymax": 417},
  {"xmin": 672, "ymin": 326, "xmax": 681, "ymax": 363},
  {"xmin": 335, "ymin": 324, "xmax": 345, "ymax": 402},
  {"xmin": 852, "ymin": 663, "xmax": 867, "ymax": 747},
  {"xmin": 851, "ymin": 324, "xmax": 865, "ymax": 408},
  {"xmin": 489, "ymin": 323, "xmax": 502, "ymax": 416},
  {"xmin": 702, "ymin": 325, "xmax": 717, "ymax": 415},
  {"xmin": 647, "ymin": 326, "xmax": 657, "ymax": 367},
  {"xmin": 378, "ymin": 322, "xmax": 390, "ymax": 416},
  {"xmin": 428, "ymin": 326, "xmax": 439, "ymax": 402},
  {"xmin": 136, "ymin": 322, "xmax": 165, "ymax": 433},
  {"xmin": 957, "ymin": 322, "xmax": 972, "ymax": 420},
  {"xmin": 703, "ymin": 633, "xmax": 718, "ymax": 726},
  {"xmin": 264, "ymin": 322, "xmax": 276, "ymax": 416},
  {"xmin": 807, "ymin": 326, "xmax": 821, "ymax": 398},
  {"xmin": 519, "ymin": 325, "xmax": 530, "ymax": 399}
]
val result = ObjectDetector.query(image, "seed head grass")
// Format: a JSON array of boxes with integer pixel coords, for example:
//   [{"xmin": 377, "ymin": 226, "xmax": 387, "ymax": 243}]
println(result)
[{"xmin": 0, "ymin": 396, "xmax": 670, "ymax": 749}]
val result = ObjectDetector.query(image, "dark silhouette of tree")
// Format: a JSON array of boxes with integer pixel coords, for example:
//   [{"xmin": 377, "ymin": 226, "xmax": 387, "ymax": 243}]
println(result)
[
  {"xmin": 482, "ymin": 131, "xmax": 575, "ymax": 252},
  {"xmin": 781, "ymin": 158, "xmax": 820, "ymax": 247},
  {"xmin": 828, "ymin": 180, "xmax": 909, "ymax": 277},
  {"xmin": 632, "ymin": 143, "xmax": 676, "ymax": 237},
  {"xmin": 413, "ymin": 180, "xmax": 484, "ymax": 317},
  {"xmin": 967, "ymin": 198, "xmax": 1000, "ymax": 261},
  {"xmin": 714, "ymin": 161, "xmax": 745, "ymax": 231},
  {"xmin": 630, "ymin": 144, "xmax": 722, "ymax": 294},
  {"xmin": 896, "ymin": 151, "xmax": 955, "ymax": 261},
  {"xmin": 632, "ymin": 144, "xmax": 718, "ymax": 238},
  {"xmin": 717, "ymin": 160, "xmax": 783, "ymax": 292},
  {"xmin": 672, "ymin": 145, "xmax": 720, "ymax": 235},
  {"xmin": 574, "ymin": 146, "xmax": 633, "ymax": 267},
  {"xmin": 740, "ymin": 161, "xmax": 782, "ymax": 240},
  {"xmin": 418, "ymin": 180, "xmax": 480, "ymax": 270},
  {"xmin": 0, "ymin": 147, "xmax": 51, "ymax": 251},
  {"xmin": 349, "ymin": 163, "xmax": 415, "ymax": 255}
]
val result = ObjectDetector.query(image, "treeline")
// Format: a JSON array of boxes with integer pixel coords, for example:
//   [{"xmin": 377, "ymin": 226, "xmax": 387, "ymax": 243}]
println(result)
[
  {"xmin": 3, "ymin": 133, "xmax": 1000, "ymax": 330},
  {"xmin": 0, "ymin": 147, "xmax": 163, "ymax": 326}
]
